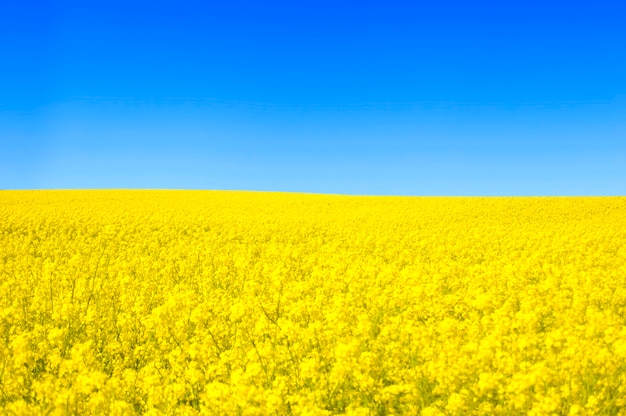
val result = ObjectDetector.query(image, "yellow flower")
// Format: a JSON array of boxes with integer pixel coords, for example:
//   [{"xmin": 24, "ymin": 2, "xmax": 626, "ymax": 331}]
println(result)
[{"xmin": 1, "ymin": 191, "xmax": 624, "ymax": 414}]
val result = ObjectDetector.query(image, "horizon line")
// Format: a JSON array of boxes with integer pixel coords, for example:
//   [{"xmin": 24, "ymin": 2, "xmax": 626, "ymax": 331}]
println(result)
[{"xmin": 1, "ymin": 189, "xmax": 624, "ymax": 198}]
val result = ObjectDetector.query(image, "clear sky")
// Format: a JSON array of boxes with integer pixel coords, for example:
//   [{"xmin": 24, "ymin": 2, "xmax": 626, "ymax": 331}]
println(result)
[{"xmin": 1, "ymin": 0, "xmax": 625, "ymax": 195}]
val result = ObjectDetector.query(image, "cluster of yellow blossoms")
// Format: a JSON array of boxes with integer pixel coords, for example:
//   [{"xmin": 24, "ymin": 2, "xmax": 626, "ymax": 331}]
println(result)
[{"xmin": 1, "ymin": 191, "xmax": 625, "ymax": 415}]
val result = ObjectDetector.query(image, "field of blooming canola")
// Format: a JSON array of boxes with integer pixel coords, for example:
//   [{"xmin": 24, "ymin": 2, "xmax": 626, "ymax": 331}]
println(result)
[{"xmin": 1, "ymin": 191, "xmax": 626, "ymax": 415}]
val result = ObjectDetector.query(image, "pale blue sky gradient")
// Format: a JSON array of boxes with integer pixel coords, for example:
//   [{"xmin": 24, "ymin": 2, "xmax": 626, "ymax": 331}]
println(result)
[{"xmin": 2, "ymin": 0, "xmax": 625, "ymax": 195}]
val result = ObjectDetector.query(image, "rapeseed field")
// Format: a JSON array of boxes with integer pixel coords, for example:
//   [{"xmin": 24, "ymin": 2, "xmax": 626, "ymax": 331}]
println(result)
[{"xmin": 1, "ymin": 190, "xmax": 625, "ymax": 415}]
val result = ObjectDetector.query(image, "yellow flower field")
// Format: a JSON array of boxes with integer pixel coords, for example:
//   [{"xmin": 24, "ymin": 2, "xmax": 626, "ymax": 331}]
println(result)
[{"xmin": 1, "ymin": 190, "xmax": 625, "ymax": 415}]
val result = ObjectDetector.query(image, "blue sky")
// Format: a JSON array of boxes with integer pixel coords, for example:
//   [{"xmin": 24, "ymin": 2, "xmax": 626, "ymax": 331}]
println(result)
[{"xmin": 1, "ymin": 0, "xmax": 625, "ymax": 195}]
